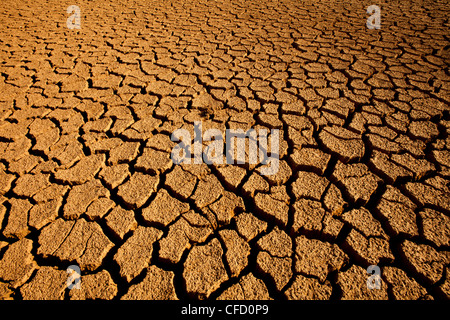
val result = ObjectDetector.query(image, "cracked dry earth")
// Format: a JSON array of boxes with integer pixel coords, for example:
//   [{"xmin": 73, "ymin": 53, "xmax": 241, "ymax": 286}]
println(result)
[{"xmin": 0, "ymin": 0, "xmax": 449, "ymax": 301}]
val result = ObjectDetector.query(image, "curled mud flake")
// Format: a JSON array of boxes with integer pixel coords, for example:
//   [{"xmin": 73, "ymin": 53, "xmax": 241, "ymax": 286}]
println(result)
[
  {"xmin": 121, "ymin": 266, "xmax": 177, "ymax": 300},
  {"xmin": 337, "ymin": 265, "xmax": 388, "ymax": 300},
  {"xmin": 0, "ymin": 238, "xmax": 36, "ymax": 288},
  {"xmin": 219, "ymin": 229, "xmax": 250, "ymax": 277},
  {"xmin": 116, "ymin": 172, "xmax": 159, "ymax": 209},
  {"xmin": 105, "ymin": 206, "xmax": 137, "ymax": 240},
  {"xmin": 318, "ymin": 126, "xmax": 365, "ymax": 162},
  {"xmin": 183, "ymin": 238, "xmax": 228, "ymax": 299},
  {"xmin": 63, "ymin": 179, "xmax": 110, "ymax": 219},
  {"xmin": 292, "ymin": 171, "xmax": 329, "ymax": 201},
  {"xmin": 20, "ymin": 267, "xmax": 67, "ymax": 300},
  {"xmin": 332, "ymin": 161, "xmax": 381, "ymax": 205},
  {"xmin": 54, "ymin": 154, "xmax": 105, "ymax": 185},
  {"xmin": 217, "ymin": 273, "xmax": 271, "ymax": 300},
  {"xmin": 235, "ymin": 212, "xmax": 268, "ymax": 242},
  {"xmin": 418, "ymin": 208, "xmax": 450, "ymax": 247},
  {"xmin": 70, "ymin": 270, "xmax": 118, "ymax": 300},
  {"xmin": 294, "ymin": 236, "xmax": 347, "ymax": 282},
  {"xmin": 400, "ymin": 240, "xmax": 449, "ymax": 285},
  {"xmin": 142, "ymin": 188, "xmax": 189, "ymax": 227},
  {"xmin": 3, "ymin": 198, "xmax": 33, "ymax": 239},
  {"xmin": 38, "ymin": 218, "xmax": 114, "ymax": 271},
  {"xmin": 114, "ymin": 226, "xmax": 163, "ymax": 282},
  {"xmin": 376, "ymin": 186, "xmax": 419, "ymax": 237},
  {"xmin": 284, "ymin": 274, "xmax": 332, "ymax": 300},
  {"xmin": 383, "ymin": 267, "xmax": 427, "ymax": 300}
]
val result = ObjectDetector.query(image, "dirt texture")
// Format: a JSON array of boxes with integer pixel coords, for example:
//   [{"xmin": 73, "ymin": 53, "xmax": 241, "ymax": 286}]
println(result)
[{"xmin": 0, "ymin": 0, "xmax": 449, "ymax": 300}]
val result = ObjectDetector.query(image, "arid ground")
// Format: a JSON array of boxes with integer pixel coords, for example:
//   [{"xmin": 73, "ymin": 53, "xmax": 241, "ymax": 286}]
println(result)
[{"xmin": 0, "ymin": 0, "xmax": 449, "ymax": 300}]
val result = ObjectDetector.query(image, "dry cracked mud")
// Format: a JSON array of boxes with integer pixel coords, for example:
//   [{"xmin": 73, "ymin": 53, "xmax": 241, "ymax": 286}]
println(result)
[{"xmin": 0, "ymin": 0, "xmax": 449, "ymax": 300}]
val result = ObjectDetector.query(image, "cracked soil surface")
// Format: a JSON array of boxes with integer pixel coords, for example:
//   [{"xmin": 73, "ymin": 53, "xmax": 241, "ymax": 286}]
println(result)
[{"xmin": 0, "ymin": 0, "xmax": 449, "ymax": 300}]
